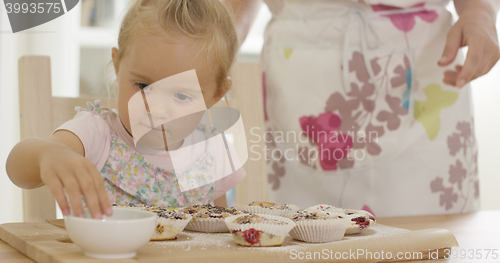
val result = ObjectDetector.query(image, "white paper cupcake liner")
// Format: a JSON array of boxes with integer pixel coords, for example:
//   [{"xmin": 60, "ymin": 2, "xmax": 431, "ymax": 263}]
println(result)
[
  {"xmin": 289, "ymin": 217, "xmax": 350, "ymax": 243},
  {"xmin": 224, "ymin": 213, "xmax": 296, "ymax": 237},
  {"xmin": 151, "ymin": 214, "xmax": 192, "ymax": 241},
  {"xmin": 185, "ymin": 217, "xmax": 230, "ymax": 233},
  {"xmin": 305, "ymin": 205, "xmax": 376, "ymax": 235},
  {"xmin": 237, "ymin": 204, "xmax": 300, "ymax": 217}
]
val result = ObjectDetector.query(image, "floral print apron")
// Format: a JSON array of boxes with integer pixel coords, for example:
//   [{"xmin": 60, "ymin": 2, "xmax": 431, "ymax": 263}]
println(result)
[{"xmin": 262, "ymin": 0, "xmax": 479, "ymax": 216}]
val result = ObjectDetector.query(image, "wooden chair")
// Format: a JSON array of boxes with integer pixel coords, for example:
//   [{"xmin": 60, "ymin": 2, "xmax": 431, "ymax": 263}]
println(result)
[{"xmin": 18, "ymin": 55, "xmax": 268, "ymax": 222}]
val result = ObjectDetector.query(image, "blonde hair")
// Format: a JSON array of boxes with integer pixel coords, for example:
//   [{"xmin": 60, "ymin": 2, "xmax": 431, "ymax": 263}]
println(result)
[{"xmin": 115, "ymin": 0, "xmax": 238, "ymax": 88}]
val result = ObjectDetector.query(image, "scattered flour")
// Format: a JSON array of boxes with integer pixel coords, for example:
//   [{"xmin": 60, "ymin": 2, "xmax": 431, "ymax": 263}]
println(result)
[{"xmin": 145, "ymin": 225, "xmax": 407, "ymax": 254}]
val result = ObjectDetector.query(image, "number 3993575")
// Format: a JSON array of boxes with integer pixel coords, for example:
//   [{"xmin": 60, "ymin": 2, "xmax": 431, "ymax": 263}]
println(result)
[
  {"xmin": 444, "ymin": 248, "xmax": 498, "ymax": 260},
  {"xmin": 5, "ymin": 2, "xmax": 62, "ymax": 14}
]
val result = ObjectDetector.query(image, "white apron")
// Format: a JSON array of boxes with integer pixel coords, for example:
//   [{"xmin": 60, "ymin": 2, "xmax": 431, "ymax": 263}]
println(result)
[{"xmin": 261, "ymin": 0, "xmax": 479, "ymax": 217}]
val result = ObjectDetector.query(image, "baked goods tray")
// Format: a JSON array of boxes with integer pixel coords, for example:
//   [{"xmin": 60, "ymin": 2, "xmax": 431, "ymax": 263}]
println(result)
[{"xmin": 0, "ymin": 221, "xmax": 457, "ymax": 263}]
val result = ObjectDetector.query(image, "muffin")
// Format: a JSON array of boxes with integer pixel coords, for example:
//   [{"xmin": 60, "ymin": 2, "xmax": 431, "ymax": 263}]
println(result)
[
  {"xmin": 285, "ymin": 210, "xmax": 350, "ymax": 243},
  {"xmin": 225, "ymin": 214, "xmax": 296, "ymax": 247},
  {"xmin": 112, "ymin": 203, "xmax": 191, "ymax": 240},
  {"xmin": 342, "ymin": 209, "xmax": 376, "ymax": 234},
  {"xmin": 181, "ymin": 204, "xmax": 245, "ymax": 233},
  {"xmin": 306, "ymin": 204, "xmax": 376, "ymax": 234},
  {"xmin": 239, "ymin": 201, "xmax": 299, "ymax": 216},
  {"xmin": 148, "ymin": 209, "xmax": 192, "ymax": 240}
]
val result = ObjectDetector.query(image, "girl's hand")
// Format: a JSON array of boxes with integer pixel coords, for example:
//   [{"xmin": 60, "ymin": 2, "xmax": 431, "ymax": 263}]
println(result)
[
  {"xmin": 439, "ymin": 0, "xmax": 500, "ymax": 87},
  {"xmin": 38, "ymin": 141, "xmax": 112, "ymax": 219}
]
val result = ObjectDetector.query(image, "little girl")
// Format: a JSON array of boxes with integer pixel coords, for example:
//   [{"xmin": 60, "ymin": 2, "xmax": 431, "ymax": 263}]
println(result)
[{"xmin": 6, "ymin": 0, "xmax": 243, "ymax": 220}]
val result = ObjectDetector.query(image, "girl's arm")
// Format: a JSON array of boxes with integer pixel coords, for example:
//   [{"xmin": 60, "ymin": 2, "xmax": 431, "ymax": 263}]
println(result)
[
  {"xmin": 6, "ymin": 130, "xmax": 112, "ymax": 219},
  {"xmin": 7, "ymin": 132, "xmax": 84, "ymax": 188},
  {"xmin": 439, "ymin": 0, "xmax": 500, "ymax": 87},
  {"xmin": 222, "ymin": 0, "xmax": 263, "ymax": 45}
]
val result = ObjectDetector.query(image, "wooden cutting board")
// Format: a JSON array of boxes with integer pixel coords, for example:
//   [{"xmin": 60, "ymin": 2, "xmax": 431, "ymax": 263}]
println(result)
[{"xmin": 0, "ymin": 222, "xmax": 457, "ymax": 263}]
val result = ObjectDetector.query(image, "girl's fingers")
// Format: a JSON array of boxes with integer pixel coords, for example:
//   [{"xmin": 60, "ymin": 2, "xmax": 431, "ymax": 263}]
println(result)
[
  {"xmin": 45, "ymin": 177, "xmax": 70, "ymax": 216},
  {"xmin": 60, "ymin": 173, "xmax": 85, "ymax": 218},
  {"xmin": 87, "ymin": 164, "xmax": 113, "ymax": 216},
  {"xmin": 75, "ymin": 168, "xmax": 103, "ymax": 219}
]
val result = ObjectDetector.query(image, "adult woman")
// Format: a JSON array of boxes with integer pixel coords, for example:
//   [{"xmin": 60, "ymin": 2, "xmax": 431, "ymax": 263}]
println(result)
[{"xmin": 224, "ymin": 0, "xmax": 499, "ymax": 216}]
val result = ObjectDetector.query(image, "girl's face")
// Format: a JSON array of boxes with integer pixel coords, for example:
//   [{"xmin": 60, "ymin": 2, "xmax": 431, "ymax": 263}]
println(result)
[{"xmin": 112, "ymin": 31, "xmax": 229, "ymax": 152}]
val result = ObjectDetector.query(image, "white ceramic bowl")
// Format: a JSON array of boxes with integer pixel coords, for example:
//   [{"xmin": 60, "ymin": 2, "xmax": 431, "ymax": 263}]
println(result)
[{"xmin": 64, "ymin": 207, "xmax": 157, "ymax": 259}]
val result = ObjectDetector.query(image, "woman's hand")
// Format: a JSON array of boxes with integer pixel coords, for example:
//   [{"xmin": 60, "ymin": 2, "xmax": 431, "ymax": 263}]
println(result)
[
  {"xmin": 38, "ymin": 142, "xmax": 112, "ymax": 219},
  {"xmin": 439, "ymin": 0, "xmax": 500, "ymax": 87}
]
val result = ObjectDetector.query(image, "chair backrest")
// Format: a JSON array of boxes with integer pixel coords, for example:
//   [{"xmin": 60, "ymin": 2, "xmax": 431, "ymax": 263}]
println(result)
[{"xmin": 19, "ymin": 55, "xmax": 267, "ymax": 222}]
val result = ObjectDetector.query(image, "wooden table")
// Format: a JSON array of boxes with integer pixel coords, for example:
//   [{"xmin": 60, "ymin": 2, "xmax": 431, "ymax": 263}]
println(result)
[{"xmin": 1, "ymin": 210, "xmax": 498, "ymax": 263}]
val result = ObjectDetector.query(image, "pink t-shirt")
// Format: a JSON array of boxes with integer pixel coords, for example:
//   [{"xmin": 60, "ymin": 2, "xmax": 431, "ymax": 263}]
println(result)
[{"xmin": 55, "ymin": 107, "xmax": 246, "ymax": 201}]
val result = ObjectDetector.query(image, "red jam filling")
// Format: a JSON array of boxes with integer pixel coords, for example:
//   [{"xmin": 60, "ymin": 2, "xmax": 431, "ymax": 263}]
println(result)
[
  {"xmin": 351, "ymin": 216, "xmax": 371, "ymax": 229},
  {"xmin": 233, "ymin": 229, "xmax": 261, "ymax": 245}
]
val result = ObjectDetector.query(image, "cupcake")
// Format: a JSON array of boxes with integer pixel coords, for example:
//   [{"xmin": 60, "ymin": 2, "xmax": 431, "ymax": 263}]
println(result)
[
  {"xmin": 285, "ymin": 210, "xmax": 349, "ymax": 243},
  {"xmin": 148, "ymin": 209, "xmax": 192, "ymax": 240},
  {"xmin": 112, "ymin": 203, "xmax": 191, "ymax": 240},
  {"xmin": 181, "ymin": 204, "xmax": 245, "ymax": 233},
  {"xmin": 239, "ymin": 201, "xmax": 299, "ymax": 216},
  {"xmin": 225, "ymin": 214, "xmax": 296, "ymax": 247},
  {"xmin": 342, "ymin": 209, "xmax": 376, "ymax": 234},
  {"xmin": 306, "ymin": 204, "xmax": 376, "ymax": 234}
]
